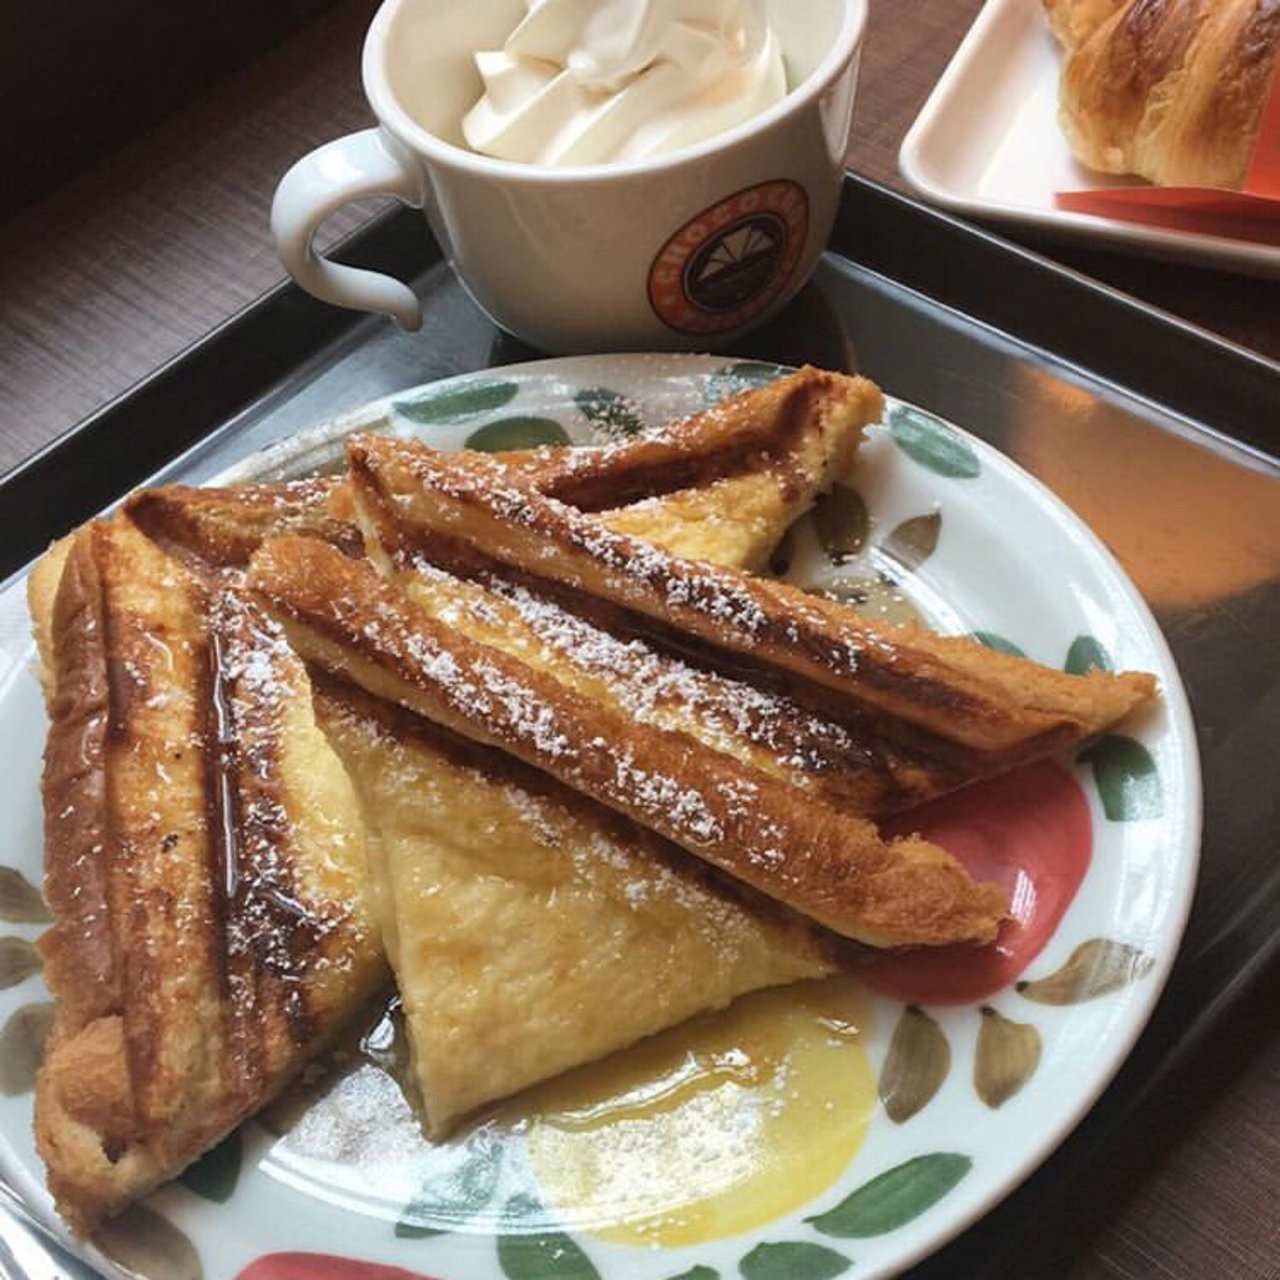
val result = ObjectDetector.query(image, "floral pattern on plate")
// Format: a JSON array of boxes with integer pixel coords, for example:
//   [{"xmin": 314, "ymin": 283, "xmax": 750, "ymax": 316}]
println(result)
[{"xmin": 0, "ymin": 355, "xmax": 1198, "ymax": 1280}]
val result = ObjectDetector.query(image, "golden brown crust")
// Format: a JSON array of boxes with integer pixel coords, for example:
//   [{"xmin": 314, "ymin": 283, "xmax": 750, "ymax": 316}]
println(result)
[
  {"xmin": 514, "ymin": 365, "xmax": 879, "ymax": 511},
  {"xmin": 29, "ymin": 363, "xmax": 879, "ymax": 1229},
  {"xmin": 347, "ymin": 433, "xmax": 1155, "ymax": 757},
  {"xmin": 248, "ymin": 535, "xmax": 1009, "ymax": 950},
  {"xmin": 125, "ymin": 367, "xmax": 873, "ymax": 577},
  {"xmin": 312, "ymin": 675, "xmax": 848, "ymax": 1135},
  {"xmin": 313, "ymin": 671, "xmax": 846, "ymax": 944},
  {"xmin": 1046, "ymin": 0, "xmax": 1280, "ymax": 187},
  {"xmin": 352, "ymin": 498, "xmax": 972, "ymax": 819},
  {"xmin": 38, "ymin": 531, "xmax": 119, "ymax": 1034},
  {"xmin": 125, "ymin": 479, "xmax": 363, "ymax": 570},
  {"xmin": 31, "ymin": 516, "xmax": 384, "ymax": 1234}
]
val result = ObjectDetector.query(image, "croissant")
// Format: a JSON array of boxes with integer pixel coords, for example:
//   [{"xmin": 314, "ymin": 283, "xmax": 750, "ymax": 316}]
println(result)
[{"xmin": 1043, "ymin": 0, "xmax": 1280, "ymax": 189}]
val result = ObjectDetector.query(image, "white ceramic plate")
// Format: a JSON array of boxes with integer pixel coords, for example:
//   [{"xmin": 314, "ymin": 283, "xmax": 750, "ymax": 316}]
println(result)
[
  {"xmin": 899, "ymin": 0, "xmax": 1280, "ymax": 279},
  {"xmin": 0, "ymin": 354, "xmax": 1200, "ymax": 1280}
]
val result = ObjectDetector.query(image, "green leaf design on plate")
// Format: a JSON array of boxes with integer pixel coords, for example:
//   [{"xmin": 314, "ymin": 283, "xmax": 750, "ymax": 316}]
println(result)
[
  {"xmin": 179, "ymin": 1130, "xmax": 241, "ymax": 1203},
  {"xmin": 0, "ymin": 1001, "xmax": 54, "ymax": 1095},
  {"xmin": 880, "ymin": 512, "xmax": 941, "ymax": 571},
  {"xmin": 667, "ymin": 1269, "xmax": 719, "ymax": 1280},
  {"xmin": 497, "ymin": 1196, "xmax": 600, "ymax": 1279},
  {"xmin": 1018, "ymin": 938, "xmax": 1155, "ymax": 1005},
  {"xmin": 397, "ymin": 1132, "xmax": 504, "ymax": 1237},
  {"xmin": 739, "ymin": 1241, "xmax": 850, "ymax": 1280},
  {"xmin": 0, "ymin": 936, "xmax": 41, "ymax": 988},
  {"xmin": 466, "ymin": 417, "xmax": 571, "ymax": 453},
  {"xmin": 0, "ymin": 867, "xmax": 50, "ymax": 923},
  {"xmin": 1064, "ymin": 635, "xmax": 1113, "ymax": 675},
  {"xmin": 394, "ymin": 379, "xmax": 519, "ymax": 425},
  {"xmin": 399, "ymin": 1225, "xmax": 448, "ymax": 1240},
  {"xmin": 888, "ymin": 405, "xmax": 980, "ymax": 479},
  {"xmin": 95, "ymin": 1205, "xmax": 204, "ymax": 1280},
  {"xmin": 974, "ymin": 1007, "xmax": 1041, "ymax": 1108},
  {"xmin": 878, "ymin": 1005, "xmax": 950, "ymax": 1124},
  {"xmin": 812, "ymin": 485, "xmax": 869, "ymax": 564},
  {"xmin": 707, "ymin": 361, "xmax": 793, "ymax": 403},
  {"xmin": 969, "ymin": 630, "xmax": 1026, "ymax": 657},
  {"xmin": 806, "ymin": 1152, "xmax": 971, "ymax": 1238},
  {"xmin": 574, "ymin": 387, "xmax": 644, "ymax": 436},
  {"xmin": 1079, "ymin": 735, "xmax": 1162, "ymax": 820}
]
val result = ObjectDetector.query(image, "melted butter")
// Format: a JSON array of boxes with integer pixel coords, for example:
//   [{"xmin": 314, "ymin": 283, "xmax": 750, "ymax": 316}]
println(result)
[{"xmin": 521, "ymin": 976, "xmax": 875, "ymax": 1247}]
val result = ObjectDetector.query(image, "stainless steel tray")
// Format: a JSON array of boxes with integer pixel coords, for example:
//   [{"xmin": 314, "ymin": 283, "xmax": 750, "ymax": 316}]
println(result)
[{"xmin": 2, "ymin": 175, "xmax": 1276, "ymax": 1280}]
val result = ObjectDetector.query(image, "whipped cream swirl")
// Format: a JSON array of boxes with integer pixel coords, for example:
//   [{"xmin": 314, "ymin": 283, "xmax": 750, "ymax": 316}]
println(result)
[{"xmin": 461, "ymin": 0, "xmax": 788, "ymax": 166}]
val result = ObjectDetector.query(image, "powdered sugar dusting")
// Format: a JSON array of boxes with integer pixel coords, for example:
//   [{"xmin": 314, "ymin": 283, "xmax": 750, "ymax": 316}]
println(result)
[
  {"xmin": 334, "ymin": 574, "xmax": 817, "ymax": 876},
  {"xmin": 482, "ymin": 481, "xmax": 777, "ymax": 642},
  {"xmin": 473, "ymin": 576, "xmax": 873, "ymax": 783},
  {"xmin": 206, "ymin": 588, "xmax": 349, "ymax": 987}
]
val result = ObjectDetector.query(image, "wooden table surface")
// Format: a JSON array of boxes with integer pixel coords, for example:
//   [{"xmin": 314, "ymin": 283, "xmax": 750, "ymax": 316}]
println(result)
[{"xmin": 0, "ymin": 3, "xmax": 1276, "ymax": 1277}]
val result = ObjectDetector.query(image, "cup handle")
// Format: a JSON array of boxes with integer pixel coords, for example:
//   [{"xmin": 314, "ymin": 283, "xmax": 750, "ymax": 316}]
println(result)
[{"xmin": 271, "ymin": 128, "xmax": 425, "ymax": 331}]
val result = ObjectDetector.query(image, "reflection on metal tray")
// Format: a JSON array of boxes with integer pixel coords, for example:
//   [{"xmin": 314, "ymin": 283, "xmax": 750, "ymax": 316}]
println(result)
[{"xmin": 0, "ymin": 175, "xmax": 1275, "ymax": 1280}]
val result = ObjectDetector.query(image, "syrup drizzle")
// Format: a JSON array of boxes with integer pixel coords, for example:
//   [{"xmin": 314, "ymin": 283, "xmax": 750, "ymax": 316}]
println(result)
[
  {"xmin": 207, "ymin": 627, "xmax": 243, "ymax": 904},
  {"xmin": 199, "ymin": 585, "xmax": 333, "ymax": 1044}
]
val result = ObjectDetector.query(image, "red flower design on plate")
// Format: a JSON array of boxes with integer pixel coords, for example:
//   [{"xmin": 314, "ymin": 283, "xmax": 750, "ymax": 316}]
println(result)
[
  {"xmin": 861, "ymin": 762, "xmax": 1093, "ymax": 1005},
  {"xmin": 236, "ymin": 1254, "xmax": 442, "ymax": 1280}
]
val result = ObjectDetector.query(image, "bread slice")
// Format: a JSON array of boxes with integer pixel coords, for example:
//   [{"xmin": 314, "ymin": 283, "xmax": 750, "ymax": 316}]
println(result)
[
  {"xmin": 356, "ymin": 546, "xmax": 964, "ymax": 819},
  {"xmin": 29, "ymin": 516, "xmax": 386, "ymax": 1235},
  {"xmin": 348, "ymin": 425, "xmax": 1155, "ymax": 761},
  {"xmin": 30, "ymin": 370, "xmax": 878, "ymax": 1222},
  {"xmin": 248, "ymin": 533, "xmax": 1010, "ymax": 950},
  {"xmin": 124, "ymin": 365, "xmax": 877, "ymax": 578},
  {"xmin": 125, "ymin": 477, "xmax": 362, "ymax": 569},
  {"xmin": 302, "ymin": 374, "xmax": 890, "ymax": 1134},
  {"xmin": 313, "ymin": 675, "xmax": 839, "ymax": 1136}
]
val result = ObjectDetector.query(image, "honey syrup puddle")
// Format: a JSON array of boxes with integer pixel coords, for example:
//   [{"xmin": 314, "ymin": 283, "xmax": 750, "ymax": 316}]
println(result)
[
  {"xmin": 519, "ymin": 976, "xmax": 876, "ymax": 1245},
  {"xmin": 257, "ymin": 978, "xmax": 876, "ymax": 1247}
]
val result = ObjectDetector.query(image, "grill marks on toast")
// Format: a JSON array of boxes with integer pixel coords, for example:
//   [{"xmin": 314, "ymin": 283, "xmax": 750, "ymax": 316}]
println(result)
[
  {"xmin": 40, "ymin": 533, "xmax": 119, "ymax": 1030},
  {"xmin": 249, "ymin": 535, "xmax": 1010, "ymax": 948},
  {"xmin": 308, "ymin": 669, "xmax": 857, "ymax": 958},
  {"xmin": 350, "ymin": 498, "xmax": 962, "ymax": 819},
  {"xmin": 126, "ymin": 479, "xmax": 362, "ymax": 570},
  {"xmin": 196, "ymin": 585, "xmax": 339, "ymax": 1058},
  {"xmin": 531, "ymin": 369, "xmax": 867, "ymax": 511},
  {"xmin": 32, "ymin": 516, "xmax": 383, "ymax": 1232},
  {"xmin": 349, "ymin": 434, "xmax": 1155, "ymax": 756}
]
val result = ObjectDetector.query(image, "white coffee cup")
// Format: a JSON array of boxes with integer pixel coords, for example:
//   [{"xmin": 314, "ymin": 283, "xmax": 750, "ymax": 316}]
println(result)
[{"xmin": 272, "ymin": 0, "xmax": 867, "ymax": 353}]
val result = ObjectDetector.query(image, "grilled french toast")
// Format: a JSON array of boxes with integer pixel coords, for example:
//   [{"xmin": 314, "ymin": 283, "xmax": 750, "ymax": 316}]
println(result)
[
  {"xmin": 249, "ymin": 532, "xmax": 1012, "ymax": 949},
  {"xmin": 347, "ymin": 424, "xmax": 1155, "ymax": 764},
  {"xmin": 30, "ymin": 367, "xmax": 880, "ymax": 1223},
  {"xmin": 314, "ymin": 675, "xmax": 839, "ymax": 1137},
  {"xmin": 32, "ymin": 362, "xmax": 1159, "ymax": 1226},
  {"xmin": 247, "ymin": 369, "xmax": 1151, "ymax": 949},
  {"xmin": 30, "ymin": 514, "xmax": 386, "ymax": 1235}
]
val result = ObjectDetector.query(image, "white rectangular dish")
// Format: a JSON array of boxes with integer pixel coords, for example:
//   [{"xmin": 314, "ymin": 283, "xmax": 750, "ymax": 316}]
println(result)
[{"xmin": 899, "ymin": 0, "xmax": 1280, "ymax": 279}]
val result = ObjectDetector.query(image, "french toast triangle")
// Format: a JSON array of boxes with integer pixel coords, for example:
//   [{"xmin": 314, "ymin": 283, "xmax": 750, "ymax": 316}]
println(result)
[
  {"xmin": 248, "ymin": 367, "xmax": 1153, "ymax": 957},
  {"xmin": 312, "ymin": 676, "xmax": 839, "ymax": 1138},
  {"xmin": 296, "ymin": 370, "xmax": 887, "ymax": 1137},
  {"xmin": 348, "ymin": 431, "xmax": 1156, "ymax": 763},
  {"xmin": 125, "ymin": 477, "xmax": 362, "ymax": 568},
  {"xmin": 28, "ymin": 515, "xmax": 387, "ymax": 1235},
  {"xmin": 28, "ymin": 365, "xmax": 882, "ymax": 1228},
  {"xmin": 251, "ymin": 533, "xmax": 1011, "ymax": 950}
]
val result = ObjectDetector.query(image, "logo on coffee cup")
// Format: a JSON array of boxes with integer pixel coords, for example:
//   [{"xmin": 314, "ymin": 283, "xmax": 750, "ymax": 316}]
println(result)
[{"xmin": 648, "ymin": 180, "xmax": 808, "ymax": 335}]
